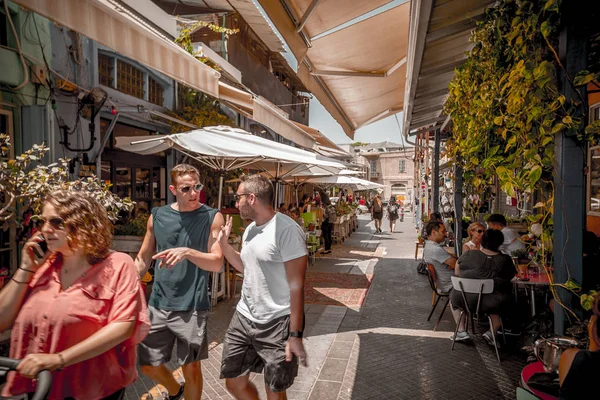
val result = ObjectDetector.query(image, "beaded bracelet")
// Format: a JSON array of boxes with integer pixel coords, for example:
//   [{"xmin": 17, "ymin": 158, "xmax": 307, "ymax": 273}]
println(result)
[
  {"xmin": 11, "ymin": 277, "xmax": 29, "ymax": 284},
  {"xmin": 19, "ymin": 267, "xmax": 36, "ymax": 273}
]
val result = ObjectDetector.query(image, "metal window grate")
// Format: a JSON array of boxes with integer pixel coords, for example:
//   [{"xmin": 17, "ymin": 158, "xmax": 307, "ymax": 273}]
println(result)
[
  {"xmin": 117, "ymin": 59, "xmax": 144, "ymax": 99},
  {"xmin": 98, "ymin": 53, "xmax": 114, "ymax": 88},
  {"xmin": 148, "ymin": 77, "xmax": 163, "ymax": 106}
]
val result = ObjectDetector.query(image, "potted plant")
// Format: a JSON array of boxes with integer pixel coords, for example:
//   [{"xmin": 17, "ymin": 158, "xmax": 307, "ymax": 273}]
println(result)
[
  {"xmin": 0, "ymin": 134, "xmax": 134, "ymax": 272},
  {"xmin": 112, "ymin": 212, "xmax": 149, "ymax": 255}
]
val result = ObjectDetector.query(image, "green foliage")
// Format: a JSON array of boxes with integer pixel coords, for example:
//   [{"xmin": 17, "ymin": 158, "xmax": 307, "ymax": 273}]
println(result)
[
  {"xmin": 442, "ymin": 0, "xmax": 600, "ymax": 324},
  {"xmin": 351, "ymin": 142, "xmax": 370, "ymax": 147},
  {"xmin": 114, "ymin": 212, "xmax": 149, "ymax": 237},
  {"xmin": 0, "ymin": 134, "xmax": 134, "ymax": 229},
  {"xmin": 175, "ymin": 20, "xmax": 239, "ymax": 57},
  {"xmin": 581, "ymin": 290, "xmax": 598, "ymax": 311},
  {"xmin": 166, "ymin": 85, "xmax": 234, "ymax": 133}
]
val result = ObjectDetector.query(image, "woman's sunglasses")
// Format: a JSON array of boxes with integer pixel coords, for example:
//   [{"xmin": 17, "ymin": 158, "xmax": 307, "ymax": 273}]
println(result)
[
  {"xmin": 35, "ymin": 217, "xmax": 66, "ymax": 230},
  {"xmin": 179, "ymin": 183, "xmax": 203, "ymax": 193},
  {"xmin": 473, "ymin": 229, "xmax": 484, "ymax": 234}
]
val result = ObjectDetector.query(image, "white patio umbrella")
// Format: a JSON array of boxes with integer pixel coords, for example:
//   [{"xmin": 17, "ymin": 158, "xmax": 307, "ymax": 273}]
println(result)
[
  {"xmin": 115, "ymin": 125, "xmax": 348, "ymax": 208},
  {"xmin": 296, "ymin": 175, "xmax": 384, "ymax": 192}
]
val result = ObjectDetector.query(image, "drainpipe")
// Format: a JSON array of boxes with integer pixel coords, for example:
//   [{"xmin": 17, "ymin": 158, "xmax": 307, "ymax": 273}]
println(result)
[{"xmin": 222, "ymin": 15, "xmax": 227, "ymax": 60}]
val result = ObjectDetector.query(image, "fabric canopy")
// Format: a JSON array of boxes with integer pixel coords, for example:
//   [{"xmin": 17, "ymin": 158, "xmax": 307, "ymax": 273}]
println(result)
[
  {"xmin": 14, "ymin": 0, "xmax": 220, "ymax": 98},
  {"xmin": 115, "ymin": 125, "xmax": 347, "ymax": 173},
  {"xmin": 217, "ymin": 83, "xmax": 316, "ymax": 149},
  {"xmin": 297, "ymin": 175, "xmax": 384, "ymax": 191},
  {"xmin": 257, "ymin": 0, "xmax": 409, "ymax": 138}
]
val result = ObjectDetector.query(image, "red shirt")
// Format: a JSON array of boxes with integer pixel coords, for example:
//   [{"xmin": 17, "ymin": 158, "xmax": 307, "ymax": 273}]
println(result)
[{"xmin": 2, "ymin": 252, "xmax": 150, "ymax": 400}]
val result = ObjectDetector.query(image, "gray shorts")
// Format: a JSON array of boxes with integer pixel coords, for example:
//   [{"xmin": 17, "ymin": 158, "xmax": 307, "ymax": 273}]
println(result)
[
  {"xmin": 138, "ymin": 306, "xmax": 209, "ymax": 367},
  {"xmin": 220, "ymin": 311, "xmax": 298, "ymax": 392}
]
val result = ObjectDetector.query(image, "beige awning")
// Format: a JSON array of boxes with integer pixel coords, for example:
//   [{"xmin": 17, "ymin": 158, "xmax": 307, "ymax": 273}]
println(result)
[
  {"xmin": 217, "ymin": 83, "xmax": 316, "ymax": 148},
  {"xmin": 403, "ymin": 0, "xmax": 496, "ymax": 137},
  {"xmin": 256, "ymin": 0, "xmax": 409, "ymax": 139},
  {"xmin": 291, "ymin": 122, "xmax": 350, "ymax": 157},
  {"xmin": 13, "ymin": 0, "xmax": 220, "ymax": 98}
]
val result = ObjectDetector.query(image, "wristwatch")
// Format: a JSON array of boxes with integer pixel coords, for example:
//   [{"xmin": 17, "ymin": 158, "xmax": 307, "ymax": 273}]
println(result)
[{"xmin": 289, "ymin": 330, "xmax": 303, "ymax": 339}]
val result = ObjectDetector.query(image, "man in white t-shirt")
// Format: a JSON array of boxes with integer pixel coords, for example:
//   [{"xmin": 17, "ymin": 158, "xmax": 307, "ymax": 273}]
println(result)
[
  {"xmin": 217, "ymin": 174, "xmax": 308, "ymax": 399},
  {"xmin": 486, "ymin": 214, "xmax": 525, "ymax": 256}
]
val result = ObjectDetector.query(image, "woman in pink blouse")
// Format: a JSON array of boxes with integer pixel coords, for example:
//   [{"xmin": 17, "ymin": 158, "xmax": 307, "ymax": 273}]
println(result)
[{"xmin": 0, "ymin": 190, "xmax": 150, "ymax": 400}]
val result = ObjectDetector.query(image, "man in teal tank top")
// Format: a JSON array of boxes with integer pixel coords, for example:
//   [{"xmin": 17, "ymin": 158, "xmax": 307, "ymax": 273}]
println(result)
[{"xmin": 135, "ymin": 164, "xmax": 224, "ymax": 400}]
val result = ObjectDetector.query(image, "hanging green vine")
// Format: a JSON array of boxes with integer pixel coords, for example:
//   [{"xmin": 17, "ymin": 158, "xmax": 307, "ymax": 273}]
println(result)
[
  {"xmin": 175, "ymin": 20, "xmax": 240, "ymax": 58},
  {"xmin": 444, "ymin": 0, "xmax": 600, "ymax": 320}
]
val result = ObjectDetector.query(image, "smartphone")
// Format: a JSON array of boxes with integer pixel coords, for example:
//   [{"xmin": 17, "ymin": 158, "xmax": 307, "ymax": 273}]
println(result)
[{"xmin": 33, "ymin": 240, "xmax": 48, "ymax": 259}]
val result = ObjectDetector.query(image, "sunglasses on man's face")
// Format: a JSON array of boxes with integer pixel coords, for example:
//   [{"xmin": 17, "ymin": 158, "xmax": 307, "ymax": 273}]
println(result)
[
  {"xmin": 233, "ymin": 193, "xmax": 252, "ymax": 202},
  {"xmin": 35, "ymin": 217, "xmax": 66, "ymax": 230},
  {"xmin": 179, "ymin": 183, "xmax": 203, "ymax": 193}
]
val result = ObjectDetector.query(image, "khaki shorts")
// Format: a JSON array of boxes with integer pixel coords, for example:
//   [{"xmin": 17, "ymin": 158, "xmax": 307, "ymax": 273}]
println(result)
[
  {"xmin": 220, "ymin": 311, "xmax": 298, "ymax": 392},
  {"xmin": 138, "ymin": 306, "xmax": 209, "ymax": 367}
]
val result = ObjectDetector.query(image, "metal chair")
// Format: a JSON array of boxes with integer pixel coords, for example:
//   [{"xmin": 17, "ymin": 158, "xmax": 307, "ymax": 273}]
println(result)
[
  {"xmin": 450, "ymin": 276, "xmax": 506, "ymax": 362},
  {"xmin": 426, "ymin": 264, "xmax": 450, "ymax": 331}
]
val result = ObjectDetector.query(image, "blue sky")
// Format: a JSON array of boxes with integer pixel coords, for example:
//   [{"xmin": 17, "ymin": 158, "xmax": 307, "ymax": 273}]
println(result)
[
  {"xmin": 252, "ymin": 0, "xmax": 409, "ymax": 146},
  {"xmin": 309, "ymin": 99, "xmax": 405, "ymax": 145}
]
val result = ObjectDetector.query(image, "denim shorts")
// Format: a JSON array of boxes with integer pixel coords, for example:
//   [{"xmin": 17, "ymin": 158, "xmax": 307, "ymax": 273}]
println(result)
[{"xmin": 220, "ymin": 311, "xmax": 298, "ymax": 392}]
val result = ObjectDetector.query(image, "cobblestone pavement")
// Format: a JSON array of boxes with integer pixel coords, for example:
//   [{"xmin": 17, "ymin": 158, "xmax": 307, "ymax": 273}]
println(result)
[{"xmin": 128, "ymin": 214, "xmax": 528, "ymax": 399}]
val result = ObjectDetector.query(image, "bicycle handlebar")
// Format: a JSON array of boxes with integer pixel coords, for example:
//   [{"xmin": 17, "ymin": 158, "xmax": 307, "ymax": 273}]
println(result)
[{"xmin": 0, "ymin": 357, "xmax": 52, "ymax": 400}]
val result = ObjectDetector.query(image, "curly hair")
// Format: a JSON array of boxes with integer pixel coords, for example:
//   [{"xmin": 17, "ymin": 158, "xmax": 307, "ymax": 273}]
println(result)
[{"xmin": 44, "ymin": 190, "xmax": 112, "ymax": 264}]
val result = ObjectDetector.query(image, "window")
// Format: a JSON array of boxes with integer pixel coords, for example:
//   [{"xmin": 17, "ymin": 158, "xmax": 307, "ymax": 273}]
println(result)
[
  {"xmin": 117, "ymin": 59, "xmax": 144, "ymax": 99},
  {"xmin": 98, "ymin": 53, "xmax": 114, "ymax": 88},
  {"xmin": 370, "ymin": 160, "xmax": 377, "ymax": 173},
  {"xmin": 399, "ymin": 160, "xmax": 406, "ymax": 173},
  {"xmin": 148, "ymin": 77, "xmax": 163, "ymax": 106}
]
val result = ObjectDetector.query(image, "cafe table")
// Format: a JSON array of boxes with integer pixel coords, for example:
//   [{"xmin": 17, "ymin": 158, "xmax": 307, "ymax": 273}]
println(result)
[{"xmin": 512, "ymin": 271, "xmax": 551, "ymax": 317}]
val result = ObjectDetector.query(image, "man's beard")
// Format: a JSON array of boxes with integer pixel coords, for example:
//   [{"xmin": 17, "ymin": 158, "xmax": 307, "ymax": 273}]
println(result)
[{"xmin": 239, "ymin": 205, "xmax": 256, "ymax": 221}]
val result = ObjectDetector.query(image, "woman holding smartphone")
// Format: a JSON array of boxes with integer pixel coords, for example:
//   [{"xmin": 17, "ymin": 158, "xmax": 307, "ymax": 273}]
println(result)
[{"xmin": 0, "ymin": 190, "xmax": 149, "ymax": 400}]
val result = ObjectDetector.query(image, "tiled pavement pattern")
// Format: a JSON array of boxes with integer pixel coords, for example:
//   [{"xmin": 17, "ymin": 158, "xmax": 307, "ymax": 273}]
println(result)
[{"xmin": 127, "ymin": 215, "xmax": 528, "ymax": 399}]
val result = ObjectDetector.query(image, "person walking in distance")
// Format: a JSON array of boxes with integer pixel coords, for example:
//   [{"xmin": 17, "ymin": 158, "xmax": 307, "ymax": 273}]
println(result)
[
  {"xmin": 386, "ymin": 197, "xmax": 400, "ymax": 233},
  {"xmin": 320, "ymin": 191, "xmax": 335, "ymax": 254},
  {"xmin": 218, "ymin": 174, "xmax": 308, "ymax": 400},
  {"xmin": 371, "ymin": 196, "xmax": 384, "ymax": 233},
  {"xmin": 135, "ymin": 164, "xmax": 225, "ymax": 400}
]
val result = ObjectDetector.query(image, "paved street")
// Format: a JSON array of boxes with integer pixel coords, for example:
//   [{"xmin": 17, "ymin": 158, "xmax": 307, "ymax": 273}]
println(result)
[{"xmin": 129, "ymin": 213, "xmax": 528, "ymax": 400}]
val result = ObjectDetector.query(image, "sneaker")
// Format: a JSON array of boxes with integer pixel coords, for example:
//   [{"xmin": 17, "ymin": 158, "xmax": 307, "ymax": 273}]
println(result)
[
  {"xmin": 321, "ymin": 250, "xmax": 331, "ymax": 254},
  {"xmin": 169, "ymin": 383, "xmax": 185, "ymax": 400},
  {"xmin": 450, "ymin": 331, "xmax": 471, "ymax": 342},
  {"xmin": 483, "ymin": 331, "xmax": 501, "ymax": 348}
]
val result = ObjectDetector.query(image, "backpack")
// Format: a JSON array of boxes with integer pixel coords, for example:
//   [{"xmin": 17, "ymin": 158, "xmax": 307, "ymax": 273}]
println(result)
[
  {"xmin": 388, "ymin": 204, "xmax": 399, "ymax": 217},
  {"xmin": 373, "ymin": 202, "xmax": 382, "ymax": 213},
  {"xmin": 417, "ymin": 260, "xmax": 428, "ymax": 275}
]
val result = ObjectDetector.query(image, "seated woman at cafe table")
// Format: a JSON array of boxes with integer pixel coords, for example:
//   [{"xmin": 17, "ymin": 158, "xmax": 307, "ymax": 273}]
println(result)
[
  {"xmin": 559, "ymin": 292, "xmax": 600, "ymax": 400},
  {"xmin": 462, "ymin": 222, "xmax": 485, "ymax": 253},
  {"xmin": 451, "ymin": 229, "xmax": 516, "ymax": 347}
]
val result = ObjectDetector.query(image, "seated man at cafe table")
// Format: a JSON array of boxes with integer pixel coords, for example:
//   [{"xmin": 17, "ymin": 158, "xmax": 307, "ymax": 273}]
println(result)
[
  {"xmin": 486, "ymin": 214, "xmax": 525, "ymax": 256},
  {"xmin": 423, "ymin": 221, "xmax": 469, "ymax": 341}
]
